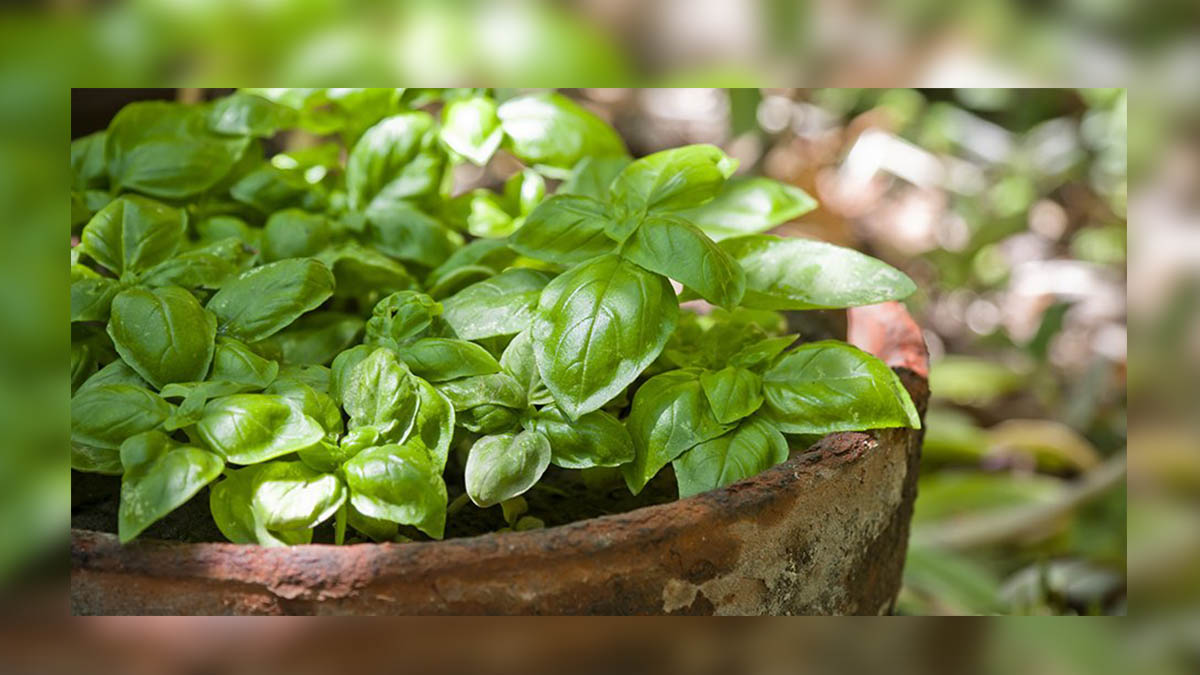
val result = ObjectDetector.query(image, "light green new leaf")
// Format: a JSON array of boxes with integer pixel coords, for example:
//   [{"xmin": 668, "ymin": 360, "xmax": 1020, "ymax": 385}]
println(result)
[
  {"xmin": 464, "ymin": 431, "xmax": 551, "ymax": 507},
  {"xmin": 195, "ymin": 394, "xmax": 326, "ymax": 464},
  {"xmin": 622, "ymin": 215, "xmax": 745, "ymax": 308},
  {"xmin": 672, "ymin": 416, "xmax": 788, "ymax": 498},
  {"xmin": 346, "ymin": 112, "xmax": 444, "ymax": 212},
  {"xmin": 525, "ymin": 406, "xmax": 634, "ymax": 469},
  {"xmin": 508, "ymin": 194, "xmax": 615, "ymax": 265},
  {"xmin": 208, "ymin": 92, "xmax": 297, "ymax": 138},
  {"xmin": 498, "ymin": 92, "xmax": 626, "ymax": 170},
  {"xmin": 343, "ymin": 443, "xmax": 447, "ymax": 539},
  {"xmin": 441, "ymin": 268, "xmax": 552, "ymax": 340},
  {"xmin": 249, "ymin": 460, "xmax": 345, "ymax": 532},
  {"xmin": 209, "ymin": 465, "xmax": 313, "ymax": 546},
  {"xmin": 610, "ymin": 144, "xmax": 738, "ymax": 214},
  {"xmin": 440, "ymin": 95, "xmax": 503, "ymax": 165},
  {"xmin": 118, "ymin": 431, "xmax": 224, "ymax": 542},
  {"xmin": 679, "ymin": 177, "xmax": 817, "ymax": 241},
  {"xmin": 406, "ymin": 378, "xmax": 455, "ymax": 472},
  {"xmin": 341, "ymin": 348, "xmax": 419, "ymax": 442},
  {"xmin": 397, "ymin": 338, "xmax": 501, "ymax": 382}
]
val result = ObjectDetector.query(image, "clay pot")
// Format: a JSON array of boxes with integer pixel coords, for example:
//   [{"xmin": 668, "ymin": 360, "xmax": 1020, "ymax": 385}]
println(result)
[{"xmin": 71, "ymin": 302, "xmax": 928, "ymax": 615}]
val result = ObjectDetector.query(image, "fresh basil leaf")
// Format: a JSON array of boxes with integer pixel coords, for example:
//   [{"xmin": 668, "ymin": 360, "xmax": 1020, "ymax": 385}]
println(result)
[
  {"xmin": 623, "ymin": 215, "xmax": 745, "ymax": 308},
  {"xmin": 265, "ymin": 378, "xmax": 344, "ymax": 442},
  {"xmin": 72, "ymin": 384, "xmax": 172, "ymax": 450},
  {"xmin": 161, "ymin": 380, "xmax": 256, "ymax": 432},
  {"xmin": 330, "ymin": 345, "xmax": 374, "ymax": 407},
  {"xmin": 346, "ymin": 112, "xmax": 445, "ymax": 213},
  {"xmin": 77, "ymin": 359, "xmax": 148, "ymax": 393},
  {"xmin": 72, "ymin": 443, "xmax": 123, "ymax": 475},
  {"xmin": 211, "ymin": 336, "xmax": 279, "ymax": 389},
  {"xmin": 728, "ymin": 335, "xmax": 797, "ymax": 371},
  {"xmin": 275, "ymin": 364, "xmax": 332, "ymax": 394},
  {"xmin": 508, "ymin": 194, "xmax": 615, "ymax": 265},
  {"xmin": 622, "ymin": 369, "xmax": 733, "ymax": 495},
  {"xmin": 317, "ymin": 243, "xmax": 417, "ymax": 301},
  {"xmin": 719, "ymin": 235, "xmax": 917, "ymax": 310},
  {"xmin": 407, "ymin": 378, "xmax": 455, "ymax": 471},
  {"xmin": 441, "ymin": 268, "xmax": 552, "ymax": 340},
  {"xmin": 343, "ymin": 443, "xmax": 448, "ymax": 539},
  {"xmin": 105, "ymin": 101, "xmax": 248, "ymax": 199},
  {"xmin": 117, "ymin": 431, "xmax": 224, "ymax": 542},
  {"xmin": 365, "ymin": 203, "xmax": 461, "ymax": 267},
  {"xmin": 209, "ymin": 465, "xmax": 313, "ymax": 546},
  {"xmin": 397, "ymin": 338, "xmax": 501, "ymax": 382},
  {"xmin": 72, "ymin": 131, "xmax": 108, "ymax": 191},
  {"xmin": 426, "ymin": 238, "xmax": 518, "ymax": 289},
  {"xmin": 498, "ymin": 92, "xmax": 625, "ymax": 170},
  {"xmin": 248, "ymin": 460, "xmax": 345, "ymax": 532},
  {"xmin": 139, "ymin": 237, "xmax": 249, "ymax": 290},
  {"xmin": 698, "ymin": 366, "xmax": 764, "ymax": 425},
  {"xmin": 196, "ymin": 215, "xmax": 260, "ymax": 248},
  {"xmin": 461, "ymin": 190, "xmax": 516, "ymax": 238},
  {"xmin": 610, "ymin": 144, "xmax": 737, "ymax": 214},
  {"xmin": 364, "ymin": 291, "xmax": 442, "ymax": 351},
  {"xmin": 435, "ymin": 372, "xmax": 527, "ymax": 412},
  {"xmin": 207, "ymin": 258, "xmax": 335, "ymax": 342},
  {"xmin": 195, "ymin": 394, "xmax": 326, "ymax": 464},
  {"xmin": 525, "ymin": 406, "xmax": 634, "ymax": 469},
  {"xmin": 456, "ymin": 405, "xmax": 522, "ymax": 435},
  {"xmin": 464, "ymin": 431, "xmax": 551, "ymax": 507},
  {"xmin": 559, "ymin": 156, "xmax": 630, "ymax": 202},
  {"xmin": 208, "ymin": 92, "xmax": 297, "ymax": 138},
  {"xmin": 342, "ymin": 348, "xmax": 419, "ymax": 442},
  {"xmin": 80, "ymin": 195, "xmax": 186, "ymax": 277},
  {"xmin": 499, "ymin": 328, "xmax": 553, "ymax": 405},
  {"xmin": 440, "ymin": 95, "xmax": 503, "ymax": 165},
  {"xmin": 679, "ymin": 177, "xmax": 817, "ymax": 241},
  {"xmin": 533, "ymin": 254, "xmax": 678, "ymax": 419},
  {"xmin": 107, "ymin": 286, "xmax": 217, "ymax": 389},
  {"xmin": 347, "ymin": 503, "xmax": 400, "ymax": 542},
  {"xmin": 70, "ymin": 268, "xmax": 121, "ymax": 322},
  {"xmin": 761, "ymin": 340, "xmax": 921, "ymax": 434},
  {"xmin": 253, "ymin": 312, "xmax": 364, "ymax": 367},
  {"xmin": 261, "ymin": 209, "xmax": 332, "ymax": 262},
  {"xmin": 504, "ymin": 168, "xmax": 546, "ymax": 216},
  {"xmin": 672, "ymin": 416, "xmax": 788, "ymax": 498}
]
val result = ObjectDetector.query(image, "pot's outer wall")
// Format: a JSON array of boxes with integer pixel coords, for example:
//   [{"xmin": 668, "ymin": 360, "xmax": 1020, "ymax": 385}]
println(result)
[{"xmin": 72, "ymin": 302, "xmax": 929, "ymax": 615}]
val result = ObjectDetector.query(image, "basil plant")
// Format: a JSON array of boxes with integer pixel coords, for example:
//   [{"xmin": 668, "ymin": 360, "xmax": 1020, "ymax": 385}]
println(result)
[{"xmin": 71, "ymin": 88, "xmax": 919, "ymax": 546}]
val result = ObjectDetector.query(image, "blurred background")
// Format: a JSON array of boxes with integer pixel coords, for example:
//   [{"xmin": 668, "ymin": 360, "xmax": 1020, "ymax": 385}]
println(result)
[{"xmin": 3, "ymin": 0, "xmax": 1197, "ymax": 667}]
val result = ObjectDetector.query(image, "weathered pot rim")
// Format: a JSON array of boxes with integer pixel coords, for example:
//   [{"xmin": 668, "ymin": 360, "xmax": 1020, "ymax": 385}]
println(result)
[{"xmin": 72, "ymin": 301, "xmax": 928, "ymax": 571}]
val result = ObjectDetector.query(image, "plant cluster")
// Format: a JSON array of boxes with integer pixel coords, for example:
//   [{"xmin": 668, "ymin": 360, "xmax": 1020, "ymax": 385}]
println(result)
[{"xmin": 71, "ymin": 88, "xmax": 919, "ymax": 545}]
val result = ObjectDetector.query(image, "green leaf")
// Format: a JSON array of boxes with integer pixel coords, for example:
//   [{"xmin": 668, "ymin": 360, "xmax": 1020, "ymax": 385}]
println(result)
[
  {"xmin": 761, "ymin": 341, "xmax": 921, "ymax": 434},
  {"xmin": 509, "ymin": 194, "xmax": 615, "ymax": 265},
  {"xmin": 559, "ymin": 156, "xmax": 630, "ymax": 201},
  {"xmin": 341, "ymin": 348, "xmax": 418, "ymax": 442},
  {"xmin": 440, "ymin": 95, "xmax": 503, "ymax": 165},
  {"xmin": 672, "ymin": 416, "xmax": 788, "ymax": 498},
  {"xmin": 72, "ymin": 131, "xmax": 108, "ymax": 190},
  {"xmin": 365, "ymin": 204, "xmax": 460, "ymax": 267},
  {"xmin": 160, "ymin": 380, "xmax": 256, "ymax": 432},
  {"xmin": 728, "ymin": 335, "xmax": 797, "ymax": 371},
  {"xmin": 72, "ymin": 443, "xmax": 123, "ymax": 475},
  {"xmin": 343, "ymin": 443, "xmax": 447, "ymax": 539},
  {"xmin": 105, "ymin": 101, "xmax": 248, "ymax": 199},
  {"xmin": 230, "ymin": 165, "xmax": 326, "ymax": 215},
  {"xmin": 249, "ymin": 461, "xmax": 345, "ymax": 531},
  {"xmin": 261, "ymin": 209, "xmax": 332, "ymax": 263},
  {"xmin": 330, "ymin": 345, "xmax": 373, "ymax": 407},
  {"xmin": 70, "ymin": 269, "xmax": 121, "ymax": 322},
  {"xmin": 346, "ymin": 112, "xmax": 444, "ymax": 213},
  {"xmin": 435, "ymin": 372, "xmax": 527, "ymax": 412},
  {"xmin": 348, "ymin": 503, "xmax": 400, "ymax": 542},
  {"xmin": 699, "ymin": 366, "xmax": 764, "ymax": 425},
  {"xmin": 498, "ymin": 92, "xmax": 626, "ymax": 170},
  {"xmin": 679, "ymin": 177, "xmax": 817, "ymax": 241},
  {"xmin": 525, "ymin": 406, "xmax": 634, "ymax": 469},
  {"xmin": 317, "ymin": 243, "xmax": 417, "ymax": 301},
  {"xmin": 610, "ymin": 144, "xmax": 738, "ymax": 214},
  {"xmin": 464, "ymin": 431, "xmax": 551, "ymax": 507},
  {"xmin": 196, "ymin": 215, "xmax": 260, "ymax": 248},
  {"xmin": 426, "ymin": 238, "xmax": 518, "ymax": 289},
  {"xmin": 499, "ymin": 328, "xmax": 553, "ymax": 405},
  {"xmin": 623, "ymin": 215, "xmax": 745, "ymax": 307},
  {"xmin": 79, "ymin": 195, "xmax": 186, "ymax": 277},
  {"xmin": 504, "ymin": 168, "xmax": 546, "ymax": 216},
  {"xmin": 364, "ymin": 291, "xmax": 442, "ymax": 351},
  {"xmin": 441, "ymin": 268, "xmax": 552, "ymax": 340},
  {"xmin": 622, "ymin": 369, "xmax": 733, "ymax": 495},
  {"xmin": 195, "ymin": 394, "xmax": 326, "ymax": 464},
  {"xmin": 253, "ymin": 312, "xmax": 364, "ymax": 367},
  {"xmin": 107, "ymin": 286, "xmax": 217, "ymax": 389},
  {"xmin": 208, "ymin": 92, "xmax": 297, "ymax": 138},
  {"xmin": 407, "ymin": 378, "xmax": 455, "ymax": 472},
  {"xmin": 396, "ymin": 338, "xmax": 501, "ymax": 382},
  {"xmin": 719, "ymin": 235, "xmax": 916, "ymax": 310},
  {"xmin": 139, "ymin": 237, "xmax": 249, "ymax": 290},
  {"xmin": 72, "ymin": 384, "xmax": 172, "ymax": 450},
  {"xmin": 209, "ymin": 465, "xmax": 313, "ymax": 546},
  {"xmin": 77, "ymin": 359, "xmax": 148, "ymax": 393},
  {"xmin": 207, "ymin": 258, "xmax": 335, "ymax": 342},
  {"xmin": 210, "ymin": 336, "xmax": 279, "ymax": 389},
  {"xmin": 117, "ymin": 431, "xmax": 224, "ymax": 542},
  {"xmin": 533, "ymin": 254, "xmax": 678, "ymax": 419}
]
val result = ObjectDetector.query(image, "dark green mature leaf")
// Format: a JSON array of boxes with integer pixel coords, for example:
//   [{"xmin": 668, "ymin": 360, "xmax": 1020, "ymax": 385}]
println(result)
[
  {"xmin": 346, "ymin": 112, "xmax": 444, "ymax": 213},
  {"xmin": 364, "ymin": 291, "xmax": 442, "ymax": 351},
  {"xmin": 672, "ymin": 416, "xmax": 788, "ymax": 498},
  {"xmin": 249, "ymin": 461, "xmax": 345, "ymax": 531},
  {"xmin": 341, "ymin": 348, "xmax": 418, "ymax": 442},
  {"xmin": 464, "ymin": 431, "xmax": 551, "ymax": 507},
  {"xmin": 610, "ymin": 144, "xmax": 738, "ymax": 214},
  {"xmin": 71, "ymin": 384, "xmax": 172, "ymax": 450},
  {"xmin": 195, "ymin": 394, "xmax": 326, "ymax": 464},
  {"xmin": 317, "ymin": 243, "xmax": 417, "ymax": 300},
  {"xmin": 525, "ymin": 406, "xmax": 634, "ymax": 469},
  {"xmin": 559, "ymin": 156, "xmax": 630, "ymax": 201},
  {"xmin": 509, "ymin": 194, "xmax": 615, "ymax": 265},
  {"xmin": 210, "ymin": 336, "xmax": 279, "ymax": 388},
  {"xmin": 719, "ymin": 235, "xmax": 916, "ymax": 310},
  {"xmin": 208, "ymin": 92, "xmax": 297, "ymax": 138},
  {"xmin": 343, "ymin": 442, "xmax": 447, "ymax": 539},
  {"xmin": 397, "ymin": 338, "xmax": 501, "ymax": 382},
  {"xmin": 622, "ymin": 368, "xmax": 733, "ymax": 495},
  {"xmin": 70, "ymin": 266, "xmax": 121, "ymax": 322},
  {"xmin": 728, "ymin": 335, "xmax": 797, "ymax": 371},
  {"xmin": 623, "ymin": 215, "xmax": 745, "ymax": 308},
  {"xmin": 498, "ymin": 92, "xmax": 626, "ymax": 170},
  {"xmin": 441, "ymin": 268, "xmax": 552, "ymax": 340},
  {"xmin": 209, "ymin": 465, "xmax": 313, "ymax": 546},
  {"xmin": 105, "ymin": 101, "xmax": 248, "ymax": 199},
  {"xmin": 699, "ymin": 366, "xmax": 764, "ymax": 425},
  {"xmin": 207, "ymin": 258, "xmax": 335, "ymax": 342},
  {"xmin": 139, "ymin": 237, "xmax": 249, "ymax": 290},
  {"xmin": 407, "ymin": 378, "xmax": 455, "ymax": 471},
  {"xmin": 533, "ymin": 254, "xmax": 678, "ymax": 419},
  {"xmin": 253, "ymin": 312, "xmax": 364, "ymax": 367},
  {"xmin": 72, "ymin": 442, "xmax": 123, "ymax": 475},
  {"xmin": 426, "ymin": 238, "xmax": 518, "ymax": 289},
  {"xmin": 72, "ymin": 131, "xmax": 108, "ymax": 191},
  {"xmin": 365, "ymin": 204, "xmax": 460, "ymax": 267},
  {"xmin": 195, "ymin": 215, "xmax": 260, "ymax": 248},
  {"xmin": 118, "ymin": 431, "xmax": 224, "ymax": 542},
  {"xmin": 230, "ymin": 165, "xmax": 326, "ymax": 215},
  {"xmin": 107, "ymin": 286, "xmax": 217, "ymax": 389},
  {"xmin": 440, "ymin": 95, "xmax": 503, "ymax": 165},
  {"xmin": 679, "ymin": 177, "xmax": 817, "ymax": 241},
  {"xmin": 80, "ymin": 195, "xmax": 186, "ymax": 278},
  {"xmin": 761, "ymin": 341, "xmax": 921, "ymax": 434},
  {"xmin": 77, "ymin": 359, "xmax": 148, "ymax": 393},
  {"xmin": 261, "ymin": 209, "xmax": 331, "ymax": 262}
]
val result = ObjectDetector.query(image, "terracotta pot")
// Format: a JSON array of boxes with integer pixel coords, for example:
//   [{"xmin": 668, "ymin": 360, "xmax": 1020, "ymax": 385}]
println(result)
[{"xmin": 71, "ymin": 302, "xmax": 928, "ymax": 615}]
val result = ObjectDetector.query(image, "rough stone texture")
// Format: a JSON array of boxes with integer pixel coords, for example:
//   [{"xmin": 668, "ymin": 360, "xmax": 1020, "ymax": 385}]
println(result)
[{"xmin": 71, "ymin": 301, "xmax": 928, "ymax": 615}]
